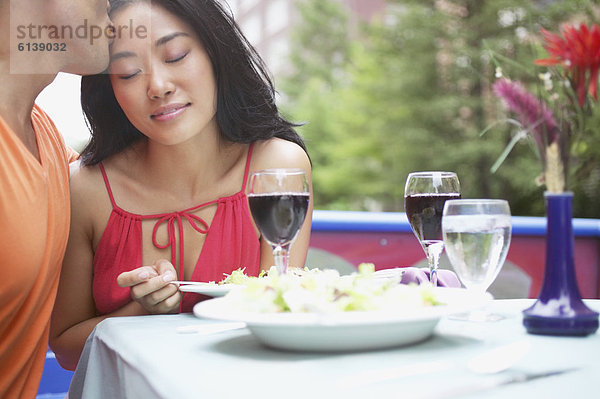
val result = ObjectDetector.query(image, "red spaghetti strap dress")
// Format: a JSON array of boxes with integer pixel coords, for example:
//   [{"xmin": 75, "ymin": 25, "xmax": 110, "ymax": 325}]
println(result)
[{"xmin": 92, "ymin": 144, "xmax": 260, "ymax": 313}]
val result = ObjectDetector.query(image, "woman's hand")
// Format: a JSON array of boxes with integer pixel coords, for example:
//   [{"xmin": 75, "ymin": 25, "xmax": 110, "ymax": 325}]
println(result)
[{"xmin": 117, "ymin": 259, "xmax": 182, "ymax": 314}]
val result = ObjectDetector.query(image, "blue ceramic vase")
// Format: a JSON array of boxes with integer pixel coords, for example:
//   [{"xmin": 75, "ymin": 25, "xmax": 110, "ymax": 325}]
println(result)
[{"xmin": 522, "ymin": 192, "xmax": 598, "ymax": 336}]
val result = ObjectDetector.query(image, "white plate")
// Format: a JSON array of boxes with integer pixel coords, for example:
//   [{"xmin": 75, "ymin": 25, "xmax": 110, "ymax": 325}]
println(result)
[
  {"xmin": 193, "ymin": 288, "xmax": 490, "ymax": 352},
  {"xmin": 178, "ymin": 283, "xmax": 238, "ymax": 297}
]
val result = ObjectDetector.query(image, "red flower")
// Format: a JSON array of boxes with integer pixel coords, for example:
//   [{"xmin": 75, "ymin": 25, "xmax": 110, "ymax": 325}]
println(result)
[{"xmin": 535, "ymin": 23, "xmax": 600, "ymax": 107}]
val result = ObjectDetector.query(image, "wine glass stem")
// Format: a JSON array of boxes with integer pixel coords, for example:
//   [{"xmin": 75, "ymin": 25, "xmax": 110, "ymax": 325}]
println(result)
[
  {"xmin": 425, "ymin": 241, "xmax": 444, "ymax": 287},
  {"xmin": 430, "ymin": 268, "xmax": 438, "ymax": 287},
  {"xmin": 273, "ymin": 243, "xmax": 291, "ymax": 274}
]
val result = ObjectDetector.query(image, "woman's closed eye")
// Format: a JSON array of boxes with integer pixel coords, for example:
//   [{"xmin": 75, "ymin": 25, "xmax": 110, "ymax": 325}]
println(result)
[
  {"xmin": 110, "ymin": 61, "xmax": 142, "ymax": 80},
  {"xmin": 118, "ymin": 69, "xmax": 142, "ymax": 80},
  {"xmin": 112, "ymin": 51, "xmax": 189, "ymax": 80},
  {"xmin": 165, "ymin": 51, "xmax": 189, "ymax": 64}
]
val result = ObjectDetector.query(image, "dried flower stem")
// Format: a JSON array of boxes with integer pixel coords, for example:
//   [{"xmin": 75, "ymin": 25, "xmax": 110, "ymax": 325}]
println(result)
[{"xmin": 545, "ymin": 142, "xmax": 565, "ymax": 193}]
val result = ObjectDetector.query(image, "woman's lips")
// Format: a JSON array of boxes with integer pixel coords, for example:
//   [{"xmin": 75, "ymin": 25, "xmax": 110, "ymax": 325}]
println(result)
[{"xmin": 151, "ymin": 103, "xmax": 190, "ymax": 122}]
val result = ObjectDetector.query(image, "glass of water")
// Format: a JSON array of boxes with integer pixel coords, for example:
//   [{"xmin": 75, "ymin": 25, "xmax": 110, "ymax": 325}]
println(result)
[{"xmin": 442, "ymin": 199, "xmax": 512, "ymax": 321}]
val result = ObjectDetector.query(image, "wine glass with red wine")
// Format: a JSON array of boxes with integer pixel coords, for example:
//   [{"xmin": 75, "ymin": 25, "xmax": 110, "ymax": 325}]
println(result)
[
  {"xmin": 404, "ymin": 171, "xmax": 460, "ymax": 286},
  {"xmin": 248, "ymin": 169, "xmax": 310, "ymax": 274}
]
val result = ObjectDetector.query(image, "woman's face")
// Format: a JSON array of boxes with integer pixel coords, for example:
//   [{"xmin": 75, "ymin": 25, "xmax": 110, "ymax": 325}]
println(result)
[{"xmin": 108, "ymin": 2, "xmax": 218, "ymax": 146}]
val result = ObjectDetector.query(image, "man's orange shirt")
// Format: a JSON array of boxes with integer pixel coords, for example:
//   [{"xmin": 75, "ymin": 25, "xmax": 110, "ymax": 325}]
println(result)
[{"xmin": 0, "ymin": 105, "xmax": 78, "ymax": 399}]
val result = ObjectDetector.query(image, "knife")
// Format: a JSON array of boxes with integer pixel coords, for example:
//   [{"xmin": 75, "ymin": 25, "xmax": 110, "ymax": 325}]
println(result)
[{"xmin": 424, "ymin": 367, "xmax": 579, "ymax": 399}]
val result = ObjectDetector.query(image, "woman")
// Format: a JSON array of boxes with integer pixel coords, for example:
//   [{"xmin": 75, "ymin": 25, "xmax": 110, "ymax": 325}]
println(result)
[{"xmin": 49, "ymin": 0, "xmax": 312, "ymax": 371}]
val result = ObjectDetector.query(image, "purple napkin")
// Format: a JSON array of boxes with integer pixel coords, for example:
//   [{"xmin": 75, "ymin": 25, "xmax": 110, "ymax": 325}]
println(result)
[{"xmin": 399, "ymin": 267, "xmax": 461, "ymax": 288}]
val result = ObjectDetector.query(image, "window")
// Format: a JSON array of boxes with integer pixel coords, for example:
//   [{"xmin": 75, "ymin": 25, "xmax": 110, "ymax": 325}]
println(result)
[
  {"xmin": 241, "ymin": 11, "xmax": 262, "ymax": 45},
  {"xmin": 265, "ymin": 0, "xmax": 289, "ymax": 36}
]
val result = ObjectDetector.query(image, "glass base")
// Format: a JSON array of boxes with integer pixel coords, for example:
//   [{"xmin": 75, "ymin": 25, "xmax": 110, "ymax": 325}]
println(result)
[{"xmin": 449, "ymin": 310, "xmax": 505, "ymax": 322}]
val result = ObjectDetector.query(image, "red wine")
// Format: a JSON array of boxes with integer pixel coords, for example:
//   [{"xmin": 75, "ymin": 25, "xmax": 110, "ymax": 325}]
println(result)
[
  {"xmin": 405, "ymin": 193, "xmax": 461, "ymax": 242},
  {"xmin": 248, "ymin": 192, "xmax": 310, "ymax": 245}
]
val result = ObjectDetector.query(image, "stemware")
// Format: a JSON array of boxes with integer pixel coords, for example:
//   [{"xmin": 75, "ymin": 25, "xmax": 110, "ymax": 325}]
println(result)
[
  {"xmin": 442, "ymin": 199, "xmax": 512, "ymax": 321},
  {"xmin": 404, "ymin": 172, "xmax": 461, "ymax": 286},
  {"xmin": 248, "ymin": 169, "xmax": 310, "ymax": 274}
]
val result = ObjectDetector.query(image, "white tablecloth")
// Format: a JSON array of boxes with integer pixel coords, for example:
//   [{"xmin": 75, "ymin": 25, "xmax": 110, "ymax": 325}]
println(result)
[{"xmin": 69, "ymin": 299, "xmax": 599, "ymax": 399}]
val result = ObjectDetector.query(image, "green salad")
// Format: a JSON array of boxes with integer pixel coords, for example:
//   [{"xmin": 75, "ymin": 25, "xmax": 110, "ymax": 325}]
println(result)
[
  {"xmin": 221, "ymin": 264, "xmax": 440, "ymax": 313},
  {"xmin": 219, "ymin": 268, "xmax": 255, "ymax": 285}
]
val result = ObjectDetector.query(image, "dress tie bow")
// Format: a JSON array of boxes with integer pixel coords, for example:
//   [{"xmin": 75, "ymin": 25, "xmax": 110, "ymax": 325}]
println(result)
[{"xmin": 151, "ymin": 211, "xmax": 209, "ymax": 278}]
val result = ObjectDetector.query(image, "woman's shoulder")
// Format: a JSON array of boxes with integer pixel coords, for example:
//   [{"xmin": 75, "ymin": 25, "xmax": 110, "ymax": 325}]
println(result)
[
  {"xmin": 69, "ymin": 161, "xmax": 109, "ymax": 207},
  {"xmin": 251, "ymin": 138, "xmax": 311, "ymax": 172}
]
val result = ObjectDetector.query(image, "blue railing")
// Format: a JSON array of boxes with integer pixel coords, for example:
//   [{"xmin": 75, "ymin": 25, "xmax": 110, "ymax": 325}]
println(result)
[
  {"xmin": 311, "ymin": 210, "xmax": 600, "ymax": 237},
  {"xmin": 37, "ymin": 350, "xmax": 72, "ymax": 399}
]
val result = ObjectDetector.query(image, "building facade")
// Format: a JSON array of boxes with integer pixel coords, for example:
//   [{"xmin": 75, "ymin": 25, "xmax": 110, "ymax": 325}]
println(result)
[{"xmin": 225, "ymin": 0, "xmax": 386, "ymax": 77}]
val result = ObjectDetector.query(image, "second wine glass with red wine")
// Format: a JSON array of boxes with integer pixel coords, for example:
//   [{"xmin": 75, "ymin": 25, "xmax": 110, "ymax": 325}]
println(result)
[
  {"xmin": 404, "ymin": 171, "xmax": 460, "ymax": 286},
  {"xmin": 248, "ymin": 169, "xmax": 310, "ymax": 274}
]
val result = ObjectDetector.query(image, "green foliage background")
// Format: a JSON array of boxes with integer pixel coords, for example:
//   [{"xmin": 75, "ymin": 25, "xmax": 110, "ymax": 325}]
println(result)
[{"xmin": 279, "ymin": 0, "xmax": 600, "ymax": 217}]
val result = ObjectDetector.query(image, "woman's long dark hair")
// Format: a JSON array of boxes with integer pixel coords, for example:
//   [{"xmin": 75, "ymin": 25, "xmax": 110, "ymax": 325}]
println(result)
[{"xmin": 80, "ymin": 0, "xmax": 306, "ymax": 166}]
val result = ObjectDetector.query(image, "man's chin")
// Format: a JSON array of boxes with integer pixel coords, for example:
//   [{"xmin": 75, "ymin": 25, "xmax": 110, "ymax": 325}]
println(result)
[{"xmin": 64, "ymin": 49, "xmax": 110, "ymax": 76}]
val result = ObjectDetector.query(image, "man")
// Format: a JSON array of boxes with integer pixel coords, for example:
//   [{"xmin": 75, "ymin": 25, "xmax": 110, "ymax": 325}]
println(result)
[{"xmin": 0, "ymin": 1, "xmax": 112, "ymax": 397}]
